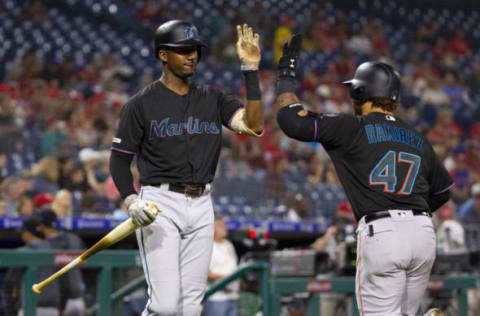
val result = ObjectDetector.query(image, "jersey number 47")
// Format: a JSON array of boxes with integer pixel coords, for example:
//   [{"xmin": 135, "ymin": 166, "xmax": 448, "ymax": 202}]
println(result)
[{"xmin": 369, "ymin": 150, "xmax": 421, "ymax": 195}]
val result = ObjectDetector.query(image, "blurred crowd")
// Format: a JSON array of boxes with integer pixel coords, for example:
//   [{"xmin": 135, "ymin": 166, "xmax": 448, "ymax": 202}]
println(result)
[{"xmin": 0, "ymin": 0, "xmax": 479, "ymax": 236}]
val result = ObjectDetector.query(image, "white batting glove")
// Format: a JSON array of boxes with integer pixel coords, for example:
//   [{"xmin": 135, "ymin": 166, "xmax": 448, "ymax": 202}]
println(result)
[{"xmin": 124, "ymin": 194, "xmax": 158, "ymax": 227}]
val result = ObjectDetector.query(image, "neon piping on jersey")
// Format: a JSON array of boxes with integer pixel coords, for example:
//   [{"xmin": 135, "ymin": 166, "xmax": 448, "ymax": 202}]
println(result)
[
  {"xmin": 314, "ymin": 120, "xmax": 318, "ymax": 141},
  {"xmin": 139, "ymin": 189, "xmax": 153, "ymax": 316},
  {"xmin": 111, "ymin": 147, "xmax": 136, "ymax": 155},
  {"xmin": 433, "ymin": 182, "xmax": 455, "ymax": 195},
  {"xmin": 227, "ymin": 107, "xmax": 244, "ymax": 129},
  {"xmin": 357, "ymin": 232, "xmax": 365, "ymax": 316}
]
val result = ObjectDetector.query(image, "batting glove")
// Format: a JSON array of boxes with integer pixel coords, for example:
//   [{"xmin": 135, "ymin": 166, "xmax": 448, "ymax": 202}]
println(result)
[
  {"xmin": 236, "ymin": 24, "xmax": 261, "ymax": 71},
  {"xmin": 277, "ymin": 34, "xmax": 302, "ymax": 79},
  {"xmin": 124, "ymin": 194, "xmax": 157, "ymax": 227}
]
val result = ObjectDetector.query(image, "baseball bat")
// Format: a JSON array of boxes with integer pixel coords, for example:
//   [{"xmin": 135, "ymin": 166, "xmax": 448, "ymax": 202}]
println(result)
[{"xmin": 32, "ymin": 202, "xmax": 160, "ymax": 294}]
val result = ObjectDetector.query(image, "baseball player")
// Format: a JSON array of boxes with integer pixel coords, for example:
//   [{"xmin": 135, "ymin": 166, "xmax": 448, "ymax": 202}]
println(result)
[
  {"xmin": 275, "ymin": 35, "xmax": 454, "ymax": 316},
  {"xmin": 109, "ymin": 20, "xmax": 263, "ymax": 316}
]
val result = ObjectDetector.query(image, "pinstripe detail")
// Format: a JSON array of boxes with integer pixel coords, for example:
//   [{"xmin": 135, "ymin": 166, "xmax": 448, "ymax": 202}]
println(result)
[
  {"xmin": 111, "ymin": 147, "xmax": 136, "ymax": 155},
  {"xmin": 139, "ymin": 188, "xmax": 152, "ymax": 316},
  {"xmin": 433, "ymin": 182, "xmax": 455, "ymax": 195},
  {"xmin": 356, "ymin": 233, "xmax": 365, "ymax": 316}
]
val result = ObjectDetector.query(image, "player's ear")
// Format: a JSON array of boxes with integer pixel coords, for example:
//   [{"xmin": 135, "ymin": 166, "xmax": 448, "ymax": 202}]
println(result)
[{"xmin": 158, "ymin": 49, "xmax": 168, "ymax": 62}]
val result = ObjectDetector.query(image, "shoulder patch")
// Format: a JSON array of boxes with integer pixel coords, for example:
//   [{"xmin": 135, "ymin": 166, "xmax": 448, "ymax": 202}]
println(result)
[
  {"xmin": 112, "ymin": 137, "xmax": 122, "ymax": 144},
  {"xmin": 386, "ymin": 115, "xmax": 396, "ymax": 121},
  {"xmin": 297, "ymin": 109, "xmax": 308, "ymax": 116}
]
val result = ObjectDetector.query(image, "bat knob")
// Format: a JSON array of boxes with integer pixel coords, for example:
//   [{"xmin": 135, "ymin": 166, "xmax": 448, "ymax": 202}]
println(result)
[{"xmin": 32, "ymin": 284, "xmax": 42, "ymax": 294}]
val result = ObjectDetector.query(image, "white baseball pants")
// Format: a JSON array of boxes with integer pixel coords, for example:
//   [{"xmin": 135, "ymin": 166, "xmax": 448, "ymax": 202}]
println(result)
[
  {"xmin": 137, "ymin": 184, "xmax": 214, "ymax": 316},
  {"xmin": 356, "ymin": 210, "xmax": 436, "ymax": 316}
]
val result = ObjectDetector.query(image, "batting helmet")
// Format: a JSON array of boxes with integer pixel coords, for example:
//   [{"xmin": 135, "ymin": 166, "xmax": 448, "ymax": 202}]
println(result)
[
  {"xmin": 154, "ymin": 20, "xmax": 206, "ymax": 60},
  {"xmin": 342, "ymin": 61, "xmax": 401, "ymax": 103}
]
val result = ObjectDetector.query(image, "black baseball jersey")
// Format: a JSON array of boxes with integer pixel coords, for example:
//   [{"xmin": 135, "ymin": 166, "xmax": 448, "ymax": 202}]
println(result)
[
  {"xmin": 277, "ymin": 106, "xmax": 454, "ymax": 221},
  {"xmin": 111, "ymin": 80, "xmax": 244, "ymax": 185}
]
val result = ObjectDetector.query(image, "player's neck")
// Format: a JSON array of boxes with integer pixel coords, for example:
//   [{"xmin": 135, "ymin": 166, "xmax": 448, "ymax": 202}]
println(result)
[
  {"xmin": 361, "ymin": 102, "xmax": 393, "ymax": 116},
  {"xmin": 160, "ymin": 72, "xmax": 190, "ymax": 96}
]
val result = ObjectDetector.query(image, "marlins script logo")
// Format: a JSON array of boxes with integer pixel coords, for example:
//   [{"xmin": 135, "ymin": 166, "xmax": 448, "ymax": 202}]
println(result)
[{"xmin": 149, "ymin": 117, "xmax": 220, "ymax": 140}]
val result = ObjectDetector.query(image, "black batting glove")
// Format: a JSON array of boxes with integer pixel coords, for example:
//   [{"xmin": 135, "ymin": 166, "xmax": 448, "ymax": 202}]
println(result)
[{"xmin": 277, "ymin": 34, "xmax": 302, "ymax": 79}]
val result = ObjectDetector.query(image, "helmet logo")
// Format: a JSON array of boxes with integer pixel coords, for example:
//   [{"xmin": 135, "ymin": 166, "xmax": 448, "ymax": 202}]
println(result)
[{"xmin": 185, "ymin": 26, "xmax": 194, "ymax": 39}]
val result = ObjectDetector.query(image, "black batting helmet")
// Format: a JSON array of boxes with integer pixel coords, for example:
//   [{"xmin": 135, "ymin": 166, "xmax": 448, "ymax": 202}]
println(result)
[
  {"xmin": 154, "ymin": 20, "xmax": 206, "ymax": 60},
  {"xmin": 342, "ymin": 61, "xmax": 401, "ymax": 103}
]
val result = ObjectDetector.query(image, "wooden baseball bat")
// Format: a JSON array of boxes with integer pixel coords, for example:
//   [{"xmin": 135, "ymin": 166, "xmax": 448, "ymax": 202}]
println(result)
[{"xmin": 32, "ymin": 202, "xmax": 160, "ymax": 294}]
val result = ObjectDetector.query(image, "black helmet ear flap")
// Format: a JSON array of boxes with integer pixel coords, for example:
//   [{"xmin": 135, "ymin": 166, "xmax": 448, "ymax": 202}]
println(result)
[{"xmin": 350, "ymin": 86, "xmax": 367, "ymax": 103}]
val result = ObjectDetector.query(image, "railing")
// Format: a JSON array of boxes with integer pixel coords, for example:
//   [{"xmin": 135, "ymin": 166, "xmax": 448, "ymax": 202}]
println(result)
[
  {"xmin": 0, "ymin": 250, "xmax": 141, "ymax": 316},
  {"xmin": 1, "ymin": 249, "xmax": 480, "ymax": 316}
]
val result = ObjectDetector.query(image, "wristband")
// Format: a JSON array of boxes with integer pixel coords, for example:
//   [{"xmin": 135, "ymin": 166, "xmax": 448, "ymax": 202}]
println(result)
[
  {"xmin": 243, "ymin": 70, "xmax": 261, "ymax": 100},
  {"xmin": 276, "ymin": 77, "xmax": 296, "ymax": 96},
  {"xmin": 241, "ymin": 62, "xmax": 259, "ymax": 71}
]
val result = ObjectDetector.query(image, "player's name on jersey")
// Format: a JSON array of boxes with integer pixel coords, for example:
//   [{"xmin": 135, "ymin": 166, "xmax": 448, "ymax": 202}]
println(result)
[{"xmin": 364, "ymin": 123, "xmax": 424, "ymax": 152}]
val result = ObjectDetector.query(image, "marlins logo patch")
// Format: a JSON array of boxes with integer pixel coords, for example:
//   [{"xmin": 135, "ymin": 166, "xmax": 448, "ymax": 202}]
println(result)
[{"xmin": 185, "ymin": 26, "xmax": 194, "ymax": 39}]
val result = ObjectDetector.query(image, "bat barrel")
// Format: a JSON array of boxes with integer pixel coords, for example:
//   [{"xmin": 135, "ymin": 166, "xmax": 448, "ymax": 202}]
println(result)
[{"xmin": 31, "ymin": 256, "xmax": 83, "ymax": 293}]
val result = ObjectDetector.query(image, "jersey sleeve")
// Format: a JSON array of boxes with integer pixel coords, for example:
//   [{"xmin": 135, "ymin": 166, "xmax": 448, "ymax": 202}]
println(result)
[
  {"xmin": 314, "ymin": 113, "xmax": 361, "ymax": 150},
  {"xmin": 277, "ymin": 105, "xmax": 360, "ymax": 149},
  {"xmin": 217, "ymin": 89, "xmax": 244, "ymax": 128},
  {"xmin": 111, "ymin": 96, "xmax": 144, "ymax": 155},
  {"xmin": 428, "ymin": 146, "xmax": 454, "ymax": 195}
]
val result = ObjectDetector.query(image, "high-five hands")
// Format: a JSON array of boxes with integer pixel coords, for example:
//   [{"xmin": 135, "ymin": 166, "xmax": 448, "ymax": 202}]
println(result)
[
  {"xmin": 236, "ymin": 24, "xmax": 261, "ymax": 71},
  {"xmin": 278, "ymin": 34, "xmax": 302, "ymax": 79}
]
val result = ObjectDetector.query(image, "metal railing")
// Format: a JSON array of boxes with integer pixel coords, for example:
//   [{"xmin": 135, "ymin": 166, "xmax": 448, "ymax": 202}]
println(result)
[{"xmin": 1, "ymin": 249, "xmax": 480, "ymax": 316}]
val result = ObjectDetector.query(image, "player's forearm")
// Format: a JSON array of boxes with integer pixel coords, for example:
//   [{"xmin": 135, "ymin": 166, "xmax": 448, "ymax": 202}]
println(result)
[
  {"xmin": 276, "ymin": 92, "xmax": 300, "ymax": 108},
  {"xmin": 243, "ymin": 70, "xmax": 264, "ymax": 133},
  {"xmin": 109, "ymin": 151, "xmax": 136, "ymax": 199},
  {"xmin": 244, "ymin": 99, "xmax": 264, "ymax": 132}
]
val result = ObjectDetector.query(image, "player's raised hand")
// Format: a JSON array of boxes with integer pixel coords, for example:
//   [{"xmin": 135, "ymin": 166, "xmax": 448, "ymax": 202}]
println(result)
[
  {"xmin": 278, "ymin": 33, "xmax": 302, "ymax": 79},
  {"xmin": 236, "ymin": 24, "xmax": 261, "ymax": 71}
]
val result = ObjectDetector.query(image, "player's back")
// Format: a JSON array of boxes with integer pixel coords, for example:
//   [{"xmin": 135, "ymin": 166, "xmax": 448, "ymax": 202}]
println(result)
[{"xmin": 328, "ymin": 112, "xmax": 447, "ymax": 221}]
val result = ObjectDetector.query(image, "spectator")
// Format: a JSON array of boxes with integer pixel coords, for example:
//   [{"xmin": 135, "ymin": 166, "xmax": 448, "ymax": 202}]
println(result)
[
  {"xmin": 446, "ymin": 29, "xmax": 471, "ymax": 58},
  {"xmin": 435, "ymin": 203, "xmax": 466, "ymax": 254},
  {"xmin": 51, "ymin": 189, "xmax": 73, "ymax": 217},
  {"xmin": 33, "ymin": 192, "xmax": 54, "ymax": 211},
  {"xmin": 30, "ymin": 157, "xmax": 60, "ymax": 195},
  {"xmin": 346, "ymin": 26, "xmax": 372, "ymax": 55},
  {"xmin": 0, "ymin": 197, "xmax": 6, "ymax": 216},
  {"xmin": 274, "ymin": 16, "xmax": 295, "ymax": 63},
  {"xmin": 1, "ymin": 177, "xmax": 24, "ymax": 216},
  {"xmin": 205, "ymin": 216, "xmax": 239, "ymax": 316},
  {"xmin": 459, "ymin": 183, "xmax": 480, "ymax": 224},
  {"xmin": 310, "ymin": 222, "xmax": 347, "ymax": 315},
  {"xmin": 16, "ymin": 194, "xmax": 36, "ymax": 217},
  {"xmin": 4, "ymin": 216, "xmax": 61, "ymax": 316},
  {"xmin": 0, "ymin": 93, "xmax": 22, "ymax": 154},
  {"xmin": 38, "ymin": 209, "xmax": 87, "ymax": 316}
]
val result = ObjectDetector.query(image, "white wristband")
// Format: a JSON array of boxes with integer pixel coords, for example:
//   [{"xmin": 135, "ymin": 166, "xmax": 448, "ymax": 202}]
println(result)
[{"xmin": 241, "ymin": 62, "xmax": 259, "ymax": 71}]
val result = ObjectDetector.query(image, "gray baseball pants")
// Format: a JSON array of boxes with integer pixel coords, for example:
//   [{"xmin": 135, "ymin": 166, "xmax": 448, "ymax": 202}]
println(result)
[
  {"xmin": 137, "ymin": 184, "xmax": 214, "ymax": 316},
  {"xmin": 356, "ymin": 210, "xmax": 436, "ymax": 316}
]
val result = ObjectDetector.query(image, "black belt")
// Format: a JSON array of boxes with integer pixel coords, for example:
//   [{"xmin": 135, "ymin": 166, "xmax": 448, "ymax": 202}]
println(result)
[
  {"xmin": 167, "ymin": 183, "xmax": 206, "ymax": 198},
  {"xmin": 364, "ymin": 210, "xmax": 431, "ymax": 224}
]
